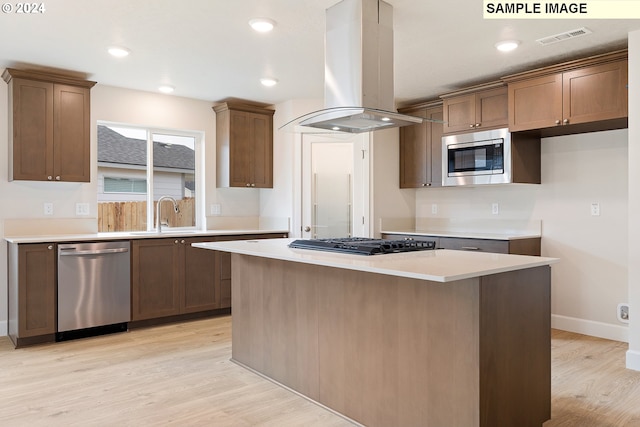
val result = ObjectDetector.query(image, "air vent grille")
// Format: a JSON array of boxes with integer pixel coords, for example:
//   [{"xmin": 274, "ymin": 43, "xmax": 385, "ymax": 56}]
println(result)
[{"xmin": 536, "ymin": 27, "xmax": 592, "ymax": 45}]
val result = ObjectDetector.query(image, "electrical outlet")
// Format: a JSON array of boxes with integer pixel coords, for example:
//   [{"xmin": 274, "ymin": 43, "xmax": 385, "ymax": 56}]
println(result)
[
  {"xmin": 44, "ymin": 202, "xmax": 53, "ymax": 216},
  {"xmin": 76, "ymin": 203, "xmax": 90, "ymax": 216},
  {"xmin": 491, "ymin": 203, "xmax": 499, "ymax": 215},
  {"xmin": 617, "ymin": 303, "xmax": 629, "ymax": 323},
  {"xmin": 431, "ymin": 204, "xmax": 438, "ymax": 215},
  {"xmin": 210, "ymin": 203, "xmax": 221, "ymax": 216},
  {"xmin": 591, "ymin": 202, "xmax": 600, "ymax": 216}
]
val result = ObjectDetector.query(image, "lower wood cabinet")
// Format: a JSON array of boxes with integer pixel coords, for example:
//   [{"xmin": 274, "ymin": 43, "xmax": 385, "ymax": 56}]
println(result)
[
  {"xmin": 7, "ymin": 242, "xmax": 57, "ymax": 347},
  {"xmin": 382, "ymin": 233, "xmax": 541, "ymax": 256},
  {"xmin": 131, "ymin": 233, "xmax": 286, "ymax": 322}
]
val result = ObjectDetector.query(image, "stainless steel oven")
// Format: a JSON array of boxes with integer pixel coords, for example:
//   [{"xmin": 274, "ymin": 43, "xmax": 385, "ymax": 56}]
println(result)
[{"xmin": 442, "ymin": 127, "xmax": 512, "ymax": 186}]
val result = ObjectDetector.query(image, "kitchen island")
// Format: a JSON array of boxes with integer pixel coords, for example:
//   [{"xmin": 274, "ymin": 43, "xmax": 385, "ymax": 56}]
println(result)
[{"xmin": 193, "ymin": 238, "xmax": 558, "ymax": 427}]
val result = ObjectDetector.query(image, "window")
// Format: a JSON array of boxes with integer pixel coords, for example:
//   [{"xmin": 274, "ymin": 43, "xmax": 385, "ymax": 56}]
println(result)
[
  {"xmin": 97, "ymin": 123, "xmax": 202, "ymax": 233},
  {"xmin": 104, "ymin": 177, "xmax": 147, "ymax": 193}
]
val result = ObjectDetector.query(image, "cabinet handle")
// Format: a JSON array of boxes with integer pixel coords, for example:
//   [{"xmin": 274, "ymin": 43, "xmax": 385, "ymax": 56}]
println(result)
[
  {"xmin": 47, "ymin": 245, "xmax": 53, "ymax": 250},
  {"xmin": 563, "ymin": 119, "xmax": 569, "ymax": 124},
  {"xmin": 404, "ymin": 237, "xmax": 414, "ymax": 241},
  {"xmin": 461, "ymin": 246, "xmax": 480, "ymax": 251},
  {"xmin": 174, "ymin": 240, "xmax": 179, "ymax": 244},
  {"xmin": 475, "ymin": 123, "xmax": 480, "ymax": 128},
  {"xmin": 555, "ymin": 120, "xmax": 561, "ymax": 125},
  {"xmin": 55, "ymin": 176, "xmax": 61, "ymax": 181},
  {"xmin": 181, "ymin": 239, "xmax": 185, "ymax": 244},
  {"xmin": 47, "ymin": 176, "xmax": 53, "ymax": 181},
  {"xmin": 246, "ymin": 183, "xmax": 251, "ymax": 187},
  {"xmin": 251, "ymin": 183, "xmax": 255, "ymax": 187},
  {"xmin": 469, "ymin": 124, "xmax": 475, "ymax": 128}
]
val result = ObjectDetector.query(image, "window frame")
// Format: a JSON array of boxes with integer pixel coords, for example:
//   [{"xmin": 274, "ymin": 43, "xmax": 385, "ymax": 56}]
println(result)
[{"xmin": 97, "ymin": 121, "xmax": 205, "ymax": 232}]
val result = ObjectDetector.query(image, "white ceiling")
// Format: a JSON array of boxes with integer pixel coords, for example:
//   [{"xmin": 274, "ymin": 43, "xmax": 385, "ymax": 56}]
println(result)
[{"xmin": 1, "ymin": 0, "xmax": 638, "ymax": 107}]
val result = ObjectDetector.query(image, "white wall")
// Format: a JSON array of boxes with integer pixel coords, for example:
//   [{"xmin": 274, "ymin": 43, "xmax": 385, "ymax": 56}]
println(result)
[
  {"xmin": 417, "ymin": 129, "xmax": 629, "ymax": 341},
  {"xmin": 627, "ymin": 30, "xmax": 640, "ymax": 370},
  {"xmin": 0, "ymin": 82, "xmax": 261, "ymax": 335},
  {"xmin": 370, "ymin": 128, "xmax": 416, "ymax": 237}
]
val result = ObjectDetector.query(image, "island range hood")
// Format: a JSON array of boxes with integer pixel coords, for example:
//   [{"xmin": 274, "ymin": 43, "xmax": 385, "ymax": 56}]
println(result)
[{"xmin": 281, "ymin": 0, "xmax": 425, "ymax": 134}]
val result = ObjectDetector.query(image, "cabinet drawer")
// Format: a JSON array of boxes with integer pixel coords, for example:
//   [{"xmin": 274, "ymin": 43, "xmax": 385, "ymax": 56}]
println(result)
[{"xmin": 438, "ymin": 237, "xmax": 509, "ymax": 254}]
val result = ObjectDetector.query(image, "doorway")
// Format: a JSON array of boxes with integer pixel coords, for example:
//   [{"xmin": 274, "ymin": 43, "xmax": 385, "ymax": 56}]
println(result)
[{"xmin": 300, "ymin": 133, "xmax": 370, "ymax": 239}]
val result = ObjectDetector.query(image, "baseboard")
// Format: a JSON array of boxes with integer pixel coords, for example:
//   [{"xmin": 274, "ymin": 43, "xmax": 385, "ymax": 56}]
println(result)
[
  {"xmin": 551, "ymin": 314, "xmax": 629, "ymax": 343},
  {"xmin": 626, "ymin": 350, "xmax": 640, "ymax": 371},
  {"xmin": 0, "ymin": 320, "xmax": 7, "ymax": 337}
]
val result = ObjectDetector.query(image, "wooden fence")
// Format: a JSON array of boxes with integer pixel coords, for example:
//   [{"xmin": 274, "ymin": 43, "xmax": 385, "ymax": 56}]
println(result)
[{"xmin": 98, "ymin": 198, "xmax": 195, "ymax": 232}]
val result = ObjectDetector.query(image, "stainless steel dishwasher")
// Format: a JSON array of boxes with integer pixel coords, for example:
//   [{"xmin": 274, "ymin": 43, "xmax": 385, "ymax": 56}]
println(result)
[{"xmin": 57, "ymin": 241, "xmax": 131, "ymax": 337}]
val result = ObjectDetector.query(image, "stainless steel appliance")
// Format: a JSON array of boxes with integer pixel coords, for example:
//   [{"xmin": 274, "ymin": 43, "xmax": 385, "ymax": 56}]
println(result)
[
  {"xmin": 443, "ymin": 127, "xmax": 512, "ymax": 186},
  {"xmin": 57, "ymin": 241, "xmax": 131, "ymax": 335},
  {"xmin": 288, "ymin": 237, "xmax": 436, "ymax": 255}
]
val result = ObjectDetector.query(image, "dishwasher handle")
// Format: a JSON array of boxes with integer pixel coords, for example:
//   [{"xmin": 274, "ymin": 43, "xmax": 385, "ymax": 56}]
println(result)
[{"xmin": 59, "ymin": 247, "xmax": 129, "ymax": 256}]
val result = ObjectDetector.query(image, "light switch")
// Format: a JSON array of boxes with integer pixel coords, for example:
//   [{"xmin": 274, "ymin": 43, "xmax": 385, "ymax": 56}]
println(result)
[
  {"xmin": 210, "ymin": 204, "xmax": 221, "ymax": 216},
  {"xmin": 591, "ymin": 202, "xmax": 600, "ymax": 216},
  {"xmin": 76, "ymin": 203, "xmax": 90, "ymax": 216}
]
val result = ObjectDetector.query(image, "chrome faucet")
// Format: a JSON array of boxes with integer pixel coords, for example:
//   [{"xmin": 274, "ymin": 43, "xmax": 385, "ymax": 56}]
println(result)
[{"xmin": 156, "ymin": 196, "xmax": 180, "ymax": 233}]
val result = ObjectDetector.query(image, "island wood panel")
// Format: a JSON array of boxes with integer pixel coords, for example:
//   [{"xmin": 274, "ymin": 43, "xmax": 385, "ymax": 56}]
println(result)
[
  {"xmin": 230, "ymin": 254, "xmax": 551, "ymax": 427},
  {"xmin": 479, "ymin": 266, "xmax": 551, "ymax": 427},
  {"xmin": 232, "ymin": 256, "xmax": 320, "ymax": 400}
]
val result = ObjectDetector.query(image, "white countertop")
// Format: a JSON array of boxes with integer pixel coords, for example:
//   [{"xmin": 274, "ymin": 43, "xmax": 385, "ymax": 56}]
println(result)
[
  {"xmin": 381, "ymin": 229, "xmax": 541, "ymax": 240},
  {"xmin": 193, "ymin": 238, "xmax": 558, "ymax": 283},
  {"xmin": 4, "ymin": 229, "xmax": 289, "ymax": 244}
]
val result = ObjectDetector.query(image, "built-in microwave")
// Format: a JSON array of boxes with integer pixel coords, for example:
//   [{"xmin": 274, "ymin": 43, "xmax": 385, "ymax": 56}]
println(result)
[{"xmin": 442, "ymin": 127, "xmax": 512, "ymax": 186}]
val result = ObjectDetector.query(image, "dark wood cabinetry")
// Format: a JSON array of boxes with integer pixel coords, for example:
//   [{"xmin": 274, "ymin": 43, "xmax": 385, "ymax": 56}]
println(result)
[
  {"xmin": 7, "ymin": 242, "xmax": 57, "ymax": 347},
  {"xmin": 132, "ymin": 236, "xmax": 222, "ymax": 321},
  {"xmin": 131, "ymin": 233, "xmax": 286, "ymax": 322},
  {"xmin": 398, "ymin": 102, "xmax": 443, "ymax": 188},
  {"xmin": 441, "ymin": 83, "xmax": 508, "ymax": 134},
  {"xmin": 214, "ymin": 102, "xmax": 274, "ymax": 188},
  {"xmin": 504, "ymin": 51, "xmax": 628, "ymax": 134},
  {"xmin": 2, "ymin": 68, "xmax": 95, "ymax": 182},
  {"xmin": 382, "ymin": 233, "xmax": 541, "ymax": 256}
]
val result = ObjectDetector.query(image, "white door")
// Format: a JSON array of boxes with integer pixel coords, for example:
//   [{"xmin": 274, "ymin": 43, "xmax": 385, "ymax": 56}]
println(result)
[{"xmin": 301, "ymin": 133, "xmax": 370, "ymax": 239}]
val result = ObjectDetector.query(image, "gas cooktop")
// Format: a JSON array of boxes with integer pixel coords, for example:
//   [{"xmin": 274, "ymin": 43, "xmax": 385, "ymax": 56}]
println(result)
[{"xmin": 288, "ymin": 237, "xmax": 436, "ymax": 256}]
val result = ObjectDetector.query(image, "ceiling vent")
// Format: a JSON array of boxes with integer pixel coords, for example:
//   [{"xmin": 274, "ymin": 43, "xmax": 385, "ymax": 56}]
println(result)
[{"xmin": 536, "ymin": 27, "xmax": 592, "ymax": 45}]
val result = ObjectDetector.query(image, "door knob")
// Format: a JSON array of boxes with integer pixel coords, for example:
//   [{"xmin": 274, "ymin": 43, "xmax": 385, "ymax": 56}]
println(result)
[{"xmin": 304, "ymin": 226, "xmax": 311, "ymax": 232}]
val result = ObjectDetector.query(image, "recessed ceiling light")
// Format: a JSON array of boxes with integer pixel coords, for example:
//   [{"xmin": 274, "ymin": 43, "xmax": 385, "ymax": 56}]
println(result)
[
  {"xmin": 249, "ymin": 18, "xmax": 276, "ymax": 33},
  {"xmin": 158, "ymin": 85, "xmax": 175, "ymax": 94},
  {"xmin": 260, "ymin": 77, "xmax": 278, "ymax": 87},
  {"xmin": 495, "ymin": 40, "xmax": 520, "ymax": 52},
  {"xmin": 108, "ymin": 46, "xmax": 131, "ymax": 58}
]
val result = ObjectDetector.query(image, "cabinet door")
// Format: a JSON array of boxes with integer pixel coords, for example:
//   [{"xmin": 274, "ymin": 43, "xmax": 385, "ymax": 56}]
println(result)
[
  {"xmin": 562, "ymin": 60, "xmax": 628, "ymax": 125},
  {"xmin": 443, "ymin": 94, "xmax": 475, "ymax": 134},
  {"xmin": 427, "ymin": 107, "xmax": 444, "ymax": 187},
  {"xmin": 508, "ymin": 74, "xmax": 563, "ymax": 132},
  {"xmin": 248, "ymin": 112, "xmax": 273, "ymax": 188},
  {"xmin": 399, "ymin": 106, "xmax": 443, "ymax": 188},
  {"xmin": 229, "ymin": 110, "xmax": 253, "ymax": 187},
  {"xmin": 17, "ymin": 243, "xmax": 56, "ymax": 337},
  {"xmin": 131, "ymin": 239, "xmax": 183, "ymax": 320},
  {"xmin": 183, "ymin": 237, "xmax": 219, "ymax": 312},
  {"xmin": 399, "ymin": 108, "xmax": 428, "ymax": 188},
  {"xmin": 475, "ymin": 87, "xmax": 508, "ymax": 130},
  {"xmin": 53, "ymin": 84, "xmax": 90, "ymax": 182},
  {"xmin": 10, "ymin": 79, "xmax": 54, "ymax": 181}
]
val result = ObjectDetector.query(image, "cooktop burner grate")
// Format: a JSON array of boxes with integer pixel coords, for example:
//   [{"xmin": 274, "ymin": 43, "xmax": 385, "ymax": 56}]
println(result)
[{"xmin": 288, "ymin": 237, "xmax": 436, "ymax": 256}]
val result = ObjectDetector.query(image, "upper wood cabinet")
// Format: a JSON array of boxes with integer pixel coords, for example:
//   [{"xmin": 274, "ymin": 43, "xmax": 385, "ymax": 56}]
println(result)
[
  {"xmin": 441, "ymin": 83, "xmax": 508, "ymax": 134},
  {"xmin": 398, "ymin": 102, "xmax": 443, "ymax": 188},
  {"xmin": 214, "ymin": 102, "xmax": 274, "ymax": 188},
  {"xmin": 2, "ymin": 68, "xmax": 96, "ymax": 182},
  {"xmin": 504, "ymin": 51, "xmax": 628, "ymax": 133}
]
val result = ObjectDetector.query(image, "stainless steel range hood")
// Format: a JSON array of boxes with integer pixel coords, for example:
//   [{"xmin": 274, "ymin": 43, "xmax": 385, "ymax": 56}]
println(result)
[{"xmin": 280, "ymin": 0, "xmax": 425, "ymax": 134}]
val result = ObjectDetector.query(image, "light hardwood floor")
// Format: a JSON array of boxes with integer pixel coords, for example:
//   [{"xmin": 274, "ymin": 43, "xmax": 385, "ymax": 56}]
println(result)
[{"xmin": 1, "ymin": 316, "xmax": 639, "ymax": 426}]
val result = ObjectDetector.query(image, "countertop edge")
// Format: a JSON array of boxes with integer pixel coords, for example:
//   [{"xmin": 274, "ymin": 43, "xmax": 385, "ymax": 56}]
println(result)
[
  {"xmin": 4, "ymin": 229, "xmax": 289, "ymax": 244},
  {"xmin": 193, "ymin": 239, "xmax": 559, "ymax": 283},
  {"xmin": 381, "ymin": 230, "xmax": 542, "ymax": 240}
]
